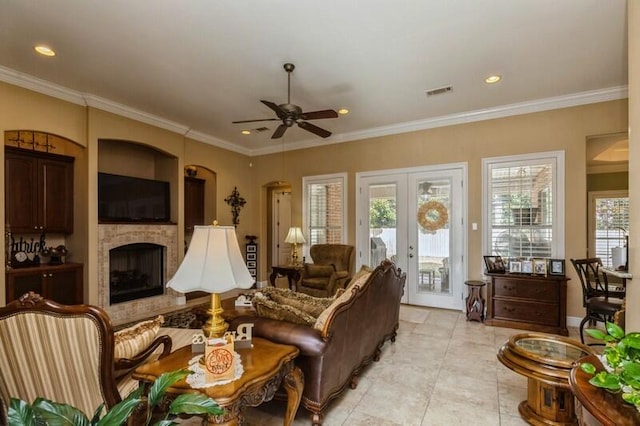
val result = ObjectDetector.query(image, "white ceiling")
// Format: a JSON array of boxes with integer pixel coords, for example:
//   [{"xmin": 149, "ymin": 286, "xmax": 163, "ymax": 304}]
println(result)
[{"xmin": 0, "ymin": 0, "xmax": 629, "ymax": 156}]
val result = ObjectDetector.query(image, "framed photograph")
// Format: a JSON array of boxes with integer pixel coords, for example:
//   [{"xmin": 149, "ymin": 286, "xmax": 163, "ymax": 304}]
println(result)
[
  {"xmin": 246, "ymin": 261, "xmax": 256, "ymax": 268},
  {"xmin": 521, "ymin": 260, "xmax": 533, "ymax": 274},
  {"xmin": 509, "ymin": 261, "xmax": 522, "ymax": 273},
  {"xmin": 549, "ymin": 259, "xmax": 565, "ymax": 276},
  {"xmin": 246, "ymin": 252, "xmax": 256, "ymax": 261},
  {"xmin": 483, "ymin": 255, "xmax": 506, "ymax": 273},
  {"xmin": 533, "ymin": 259, "xmax": 547, "ymax": 275},
  {"xmin": 246, "ymin": 244, "xmax": 256, "ymax": 253}
]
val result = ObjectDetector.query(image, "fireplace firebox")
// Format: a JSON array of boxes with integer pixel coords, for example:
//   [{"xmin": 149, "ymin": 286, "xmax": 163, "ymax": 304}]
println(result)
[{"xmin": 109, "ymin": 243, "xmax": 164, "ymax": 304}]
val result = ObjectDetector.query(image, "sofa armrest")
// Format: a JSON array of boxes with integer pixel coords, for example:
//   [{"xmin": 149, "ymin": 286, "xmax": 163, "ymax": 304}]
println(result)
[
  {"xmin": 229, "ymin": 316, "xmax": 327, "ymax": 357},
  {"xmin": 114, "ymin": 334, "xmax": 172, "ymax": 378}
]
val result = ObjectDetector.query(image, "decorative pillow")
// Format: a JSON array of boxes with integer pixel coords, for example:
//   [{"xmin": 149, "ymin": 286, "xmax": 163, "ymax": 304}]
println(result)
[
  {"xmin": 346, "ymin": 265, "xmax": 372, "ymax": 289},
  {"xmin": 252, "ymin": 292, "xmax": 317, "ymax": 326},
  {"xmin": 314, "ymin": 270, "xmax": 372, "ymax": 333},
  {"xmin": 304, "ymin": 263, "xmax": 336, "ymax": 278},
  {"xmin": 114, "ymin": 315, "xmax": 164, "ymax": 359},
  {"xmin": 263, "ymin": 288, "xmax": 334, "ymax": 317}
]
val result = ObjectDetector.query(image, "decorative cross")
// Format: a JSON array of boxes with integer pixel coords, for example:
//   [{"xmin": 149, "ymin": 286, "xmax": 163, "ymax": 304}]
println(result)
[{"xmin": 224, "ymin": 187, "xmax": 246, "ymax": 227}]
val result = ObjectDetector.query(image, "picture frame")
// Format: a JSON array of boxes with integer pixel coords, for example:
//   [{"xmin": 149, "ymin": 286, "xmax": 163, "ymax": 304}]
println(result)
[
  {"xmin": 509, "ymin": 261, "xmax": 522, "ymax": 273},
  {"xmin": 549, "ymin": 259, "xmax": 565, "ymax": 276},
  {"xmin": 246, "ymin": 252, "xmax": 256, "ymax": 261},
  {"xmin": 246, "ymin": 261, "xmax": 256, "ymax": 268},
  {"xmin": 483, "ymin": 255, "xmax": 506, "ymax": 273},
  {"xmin": 521, "ymin": 260, "xmax": 533, "ymax": 274},
  {"xmin": 246, "ymin": 244, "xmax": 256, "ymax": 253},
  {"xmin": 532, "ymin": 259, "xmax": 547, "ymax": 275}
]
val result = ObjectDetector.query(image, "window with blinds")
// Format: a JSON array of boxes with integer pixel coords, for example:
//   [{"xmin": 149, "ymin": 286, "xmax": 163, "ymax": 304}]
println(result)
[
  {"xmin": 303, "ymin": 173, "xmax": 347, "ymax": 247},
  {"xmin": 589, "ymin": 191, "xmax": 628, "ymax": 268},
  {"xmin": 483, "ymin": 152, "xmax": 564, "ymax": 259}
]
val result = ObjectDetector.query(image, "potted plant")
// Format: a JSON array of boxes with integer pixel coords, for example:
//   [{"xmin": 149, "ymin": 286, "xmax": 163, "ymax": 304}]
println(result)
[
  {"xmin": 7, "ymin": 369, "xmax": 223, "ymax": 425},
  {"xmin": 580, "ymin": 322, "xmax": 640, "ymax": 411}
]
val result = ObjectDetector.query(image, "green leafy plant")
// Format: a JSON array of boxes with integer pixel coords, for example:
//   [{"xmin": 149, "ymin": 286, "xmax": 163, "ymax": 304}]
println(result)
[
  {"xmin": 580, "ymin": 322, "xmax": 640, "ymax": 410},
  {"xmin": 370, "ymin": 199, "xmax": 396, "ymax": 229},
  {"xmin": 8, "ymin": 369, "xmax": 223, "ymax": 426}
]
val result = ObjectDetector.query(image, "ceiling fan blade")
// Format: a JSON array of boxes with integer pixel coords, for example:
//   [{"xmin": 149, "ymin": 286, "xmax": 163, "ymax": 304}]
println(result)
[
  {"xmin": 261, "ymin": 100, "xmax": 286, "ymax": 119},
  {"xmin": 300, "ymin": 109, "xmax": 339, "ymax": 120},
  {"xmin": 232, "ymin": 118, "xmax": 280, "ymax": 124},
  {"xmin": 298, "ymin": 121, "xmax": 332, "ymax": 138},
  {"xmin": 271, "ymin": 124, "xmax": 288, "ymax": 139}
]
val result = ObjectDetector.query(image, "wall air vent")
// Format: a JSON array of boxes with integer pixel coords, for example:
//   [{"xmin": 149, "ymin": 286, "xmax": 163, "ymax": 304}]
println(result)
[
  {"xmin": 255, "ymin": 127, "xmax": 270, "ymax": 132},
  {"xmin": 426, "ymin": 86, "xmax": 453, "ymax": 96}
]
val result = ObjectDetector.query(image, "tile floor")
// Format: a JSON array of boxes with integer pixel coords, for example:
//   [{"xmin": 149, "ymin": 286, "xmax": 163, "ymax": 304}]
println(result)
[{"xmin": 168, "ymin": 304, "xmax": 587, "ymax": 426}]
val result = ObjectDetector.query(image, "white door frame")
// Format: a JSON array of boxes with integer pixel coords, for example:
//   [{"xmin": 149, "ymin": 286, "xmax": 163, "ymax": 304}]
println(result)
[{"xmin": 356, "ymin": 162, "xmax": 468, "ymax": 310}]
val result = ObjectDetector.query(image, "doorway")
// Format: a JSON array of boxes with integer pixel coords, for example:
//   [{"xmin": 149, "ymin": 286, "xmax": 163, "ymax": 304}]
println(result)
[{"xmin": 357, "ymin": 164, "xmax": 467, "ymax": 310}]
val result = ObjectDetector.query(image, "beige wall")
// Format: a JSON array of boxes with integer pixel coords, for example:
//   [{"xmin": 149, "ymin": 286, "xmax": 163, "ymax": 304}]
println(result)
[
  {"xmin": 0, "ymin": 79, "xmax": 632, "ymax": 325},
  {"xmin": 627, "ymin": 1, "xmax": 639, "ymax": 331},
  {"xmin": 252, "ymin": 100, "xmax": 628, "ymax": 320}
]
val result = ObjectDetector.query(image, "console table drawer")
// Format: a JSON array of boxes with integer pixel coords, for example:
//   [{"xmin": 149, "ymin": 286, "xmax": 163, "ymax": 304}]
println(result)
[
  {"xmin": 493, "ymin": 278, "xmax": 558, "ymax": 302},
  {"xmin": 493, "ymin": 300, "xmax": 559, "ymax": 326}
]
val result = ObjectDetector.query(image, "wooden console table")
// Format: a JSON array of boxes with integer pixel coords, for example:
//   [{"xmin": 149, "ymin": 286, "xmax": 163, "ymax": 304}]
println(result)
[{"xmin": 486, "ymin": 272, "xmax": 569, "ymax": 335}]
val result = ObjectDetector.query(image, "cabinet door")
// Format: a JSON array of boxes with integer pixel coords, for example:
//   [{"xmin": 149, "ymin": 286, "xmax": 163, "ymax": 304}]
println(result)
[
  {"xmin": 41, "ymin": 157, "xmax": 74, "ymax": 233},
  {"xmin": 5, "ymin": 151, "xmax": 39, "ymax": 233},
  {"xmin": 184, "ymin": 177, "xmax": 205, "ymax": 231},
  {"xmin": 7, "ymin": 272, "xmax": 43, "ymax": 302},
  {"xmin": 48, "ymin": 269, "xmax": 82, "ymax": 304}
]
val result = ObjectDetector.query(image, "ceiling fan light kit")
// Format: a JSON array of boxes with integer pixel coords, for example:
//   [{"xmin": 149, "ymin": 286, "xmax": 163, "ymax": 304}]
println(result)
[{"xmin": 232, "ymin": 63, "xmax": 338, "ymax": 139}]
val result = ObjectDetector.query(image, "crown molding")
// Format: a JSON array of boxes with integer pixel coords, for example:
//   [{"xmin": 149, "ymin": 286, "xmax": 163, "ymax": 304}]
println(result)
[
  {"xmin": 0, "ymin": 66, "xmax": 628, "ymax": 158},
  {"xmin": 250, "ymin": 86, "xmax": 628, "ymax": 156}
]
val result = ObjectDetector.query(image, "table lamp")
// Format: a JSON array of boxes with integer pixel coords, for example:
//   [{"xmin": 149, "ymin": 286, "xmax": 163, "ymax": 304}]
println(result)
[
  {"xmin": 284, "ymin": 227, "xmax": 306, "ymax": 265},
  {"xmin": 167, "ymin": 224, "xmax": 254, "ymax": 338}
]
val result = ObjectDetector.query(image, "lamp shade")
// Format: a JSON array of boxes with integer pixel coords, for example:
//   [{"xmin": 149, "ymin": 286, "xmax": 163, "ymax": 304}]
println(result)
[
  {"xmin": 284, "ymin": 227, "xmax": 306, "ymax": 244},
  {"xmin": 167, "ymin": 225, "xmax": 254, "ymax": 293}
]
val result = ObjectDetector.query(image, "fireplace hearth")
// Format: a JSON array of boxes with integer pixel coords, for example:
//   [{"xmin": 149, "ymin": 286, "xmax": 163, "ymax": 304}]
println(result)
[{"xmin": 110, "ymin": 242, "xmax": 164, "ymax": 304}]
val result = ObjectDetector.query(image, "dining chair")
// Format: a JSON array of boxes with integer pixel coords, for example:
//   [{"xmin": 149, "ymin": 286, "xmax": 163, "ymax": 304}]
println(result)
[{"xmin": 570, "ymin": 258, "xmax": 625, "ymax": 344}]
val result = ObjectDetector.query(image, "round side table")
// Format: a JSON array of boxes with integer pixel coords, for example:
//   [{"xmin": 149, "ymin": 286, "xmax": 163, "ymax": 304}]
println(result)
[
  {"xmin": 464, "ymin": 280, "xmax": 485, "ymax": 322},
  {"xmin": 498, "ymin": 333, "xmax": 593, "ymax": 425}
]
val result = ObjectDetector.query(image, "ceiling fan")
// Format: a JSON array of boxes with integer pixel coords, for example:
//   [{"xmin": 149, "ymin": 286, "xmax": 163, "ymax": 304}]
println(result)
[{"xmin": 232, "ymin": 63, "xmax": 338, "ymax": 139}]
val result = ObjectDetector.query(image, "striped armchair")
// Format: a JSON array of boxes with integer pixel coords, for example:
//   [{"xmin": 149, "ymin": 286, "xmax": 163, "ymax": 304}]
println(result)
[{"xmin": 0, "ymin": 292, "xmax": 171, "ymax": 419}]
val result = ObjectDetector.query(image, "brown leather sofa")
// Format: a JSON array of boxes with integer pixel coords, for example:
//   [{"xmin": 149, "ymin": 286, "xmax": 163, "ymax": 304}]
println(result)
[
  {"xmin": 298, "ymin": 244, "xmax": 355, "ymax": 297},
  {"xmin": 230, "ymin": 259, "xmax": 405, "ymax": 425}
]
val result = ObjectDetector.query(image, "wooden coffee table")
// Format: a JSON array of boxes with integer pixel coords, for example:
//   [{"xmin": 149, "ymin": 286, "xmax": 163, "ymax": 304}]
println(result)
[{"xmin": 133, "ymin": 337, "xmax": 303, "ymax": 426}]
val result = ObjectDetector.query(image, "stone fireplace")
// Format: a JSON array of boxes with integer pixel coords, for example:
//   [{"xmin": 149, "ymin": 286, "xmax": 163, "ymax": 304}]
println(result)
[{"xmin": 98, "ymin": 224, "xmax": 180, "ymax": 323}]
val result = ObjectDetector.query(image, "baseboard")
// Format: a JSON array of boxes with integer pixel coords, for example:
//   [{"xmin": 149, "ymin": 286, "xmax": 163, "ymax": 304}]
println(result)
[{"xmin": 566, "ymin": 316, "xmax": 582, "ymax": 328}]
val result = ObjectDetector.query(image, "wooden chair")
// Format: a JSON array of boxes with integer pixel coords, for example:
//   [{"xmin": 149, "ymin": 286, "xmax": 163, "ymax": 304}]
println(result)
[
  {"xmin": 0, "ymin": 292, "xmax": 171, "ymax": 419},
  {"xmin": 570, "ymin": 258, "xmax": 625, "ymax": 344}
]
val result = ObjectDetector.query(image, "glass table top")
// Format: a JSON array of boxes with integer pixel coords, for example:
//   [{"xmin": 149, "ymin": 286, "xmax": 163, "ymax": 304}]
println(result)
[{"xmin": 507, "ymin": 333, "xmax": 593, "ymax": 368}]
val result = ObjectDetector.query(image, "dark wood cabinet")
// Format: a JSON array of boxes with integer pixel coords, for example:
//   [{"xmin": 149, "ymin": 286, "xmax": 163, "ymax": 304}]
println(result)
[
  {"xmin": 6, "ymin": 263, "xmax": 83, "ymax": 304},
  {"xmin": 184, "ymin": 176, "xmax": 205, "ymax": 231},
  {"xmin": 5, "ymin": 147, "xmax": 74, "ymax": 234},
  {"xmin": 486, "ymin": 273, "xmax": 569, "ymax": 336}
]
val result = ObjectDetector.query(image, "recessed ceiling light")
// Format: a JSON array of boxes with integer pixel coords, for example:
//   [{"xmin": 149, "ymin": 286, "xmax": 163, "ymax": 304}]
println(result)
[
  {"xmin": 241, "ymin": 130, "xmax": 251, "ymax": 135},
  {"xmin": 338, "ymin": 108, "xmax": 349, "ymax": 115},
  {"xmin": 34, "ymin": 45, "xmax": 56, "ymax": 57},
  {"xmin": 485, "ymin": 75, "xmax": 501, "ymax": 84}
]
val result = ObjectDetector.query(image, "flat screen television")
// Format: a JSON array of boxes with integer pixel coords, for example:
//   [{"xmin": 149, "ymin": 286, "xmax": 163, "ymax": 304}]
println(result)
[{"xmin": 98, "ymin": 172, "xmax": 170, "ymax": 222}]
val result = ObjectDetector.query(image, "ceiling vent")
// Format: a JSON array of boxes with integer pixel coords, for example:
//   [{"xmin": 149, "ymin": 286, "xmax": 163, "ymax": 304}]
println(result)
[
  {"xmin": 255, "ymin": 127, "xmax": 270, "ymax": 132},
  {"xmin": 426, "ymin": 86, "xmax": 453, "ymax": 97}
]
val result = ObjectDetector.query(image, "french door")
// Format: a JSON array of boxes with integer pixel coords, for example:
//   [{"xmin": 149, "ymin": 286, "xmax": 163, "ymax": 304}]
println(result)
[{"xmin": 357, "ymin": 164, "xmax": 466, "ymax": 310}]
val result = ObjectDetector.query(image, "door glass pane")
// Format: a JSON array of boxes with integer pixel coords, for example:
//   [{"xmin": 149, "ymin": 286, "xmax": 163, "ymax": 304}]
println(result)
[
  {"xmin": 369, "ymin": 184, "xmax": 397, "ymax": 266},
  {"xmin": 594, "ymin": 196, "xmax": 629, "ymax": 268},
  {"xmin": 416, "ymin": 178, "xmax": 451, "ymax": 295}
]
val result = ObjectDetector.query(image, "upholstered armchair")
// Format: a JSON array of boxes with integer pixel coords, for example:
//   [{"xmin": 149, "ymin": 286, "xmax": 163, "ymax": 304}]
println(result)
[
  {"xmin": 298, "ymin": 244, "xmax": 355, "ymax": 297},
  {"xmin": 0, "ymin": 292, "xmax": 171, "ymax": 418}
]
